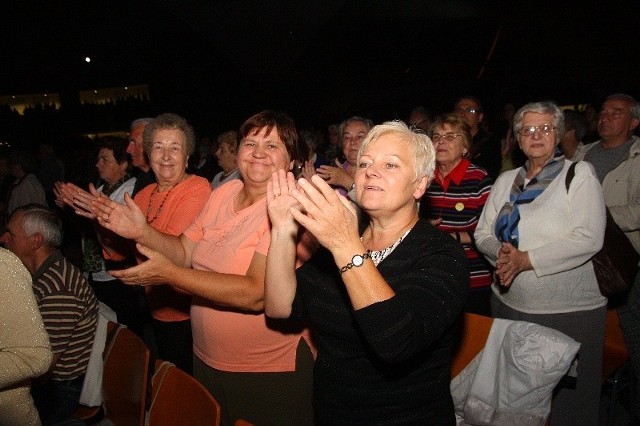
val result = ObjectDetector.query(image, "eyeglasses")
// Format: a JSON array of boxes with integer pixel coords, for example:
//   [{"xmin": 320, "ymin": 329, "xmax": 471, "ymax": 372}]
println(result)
[
  {"xmin": 431, "ymin": 133, "xmax": 462, "ymax": 143},
  {"xmin": 455, "ymin": 107, "xmax": 479, "ymax": 115},
  {"xmin": 518, "ymin": 124, "xmax": 556, "ymax": 137}
]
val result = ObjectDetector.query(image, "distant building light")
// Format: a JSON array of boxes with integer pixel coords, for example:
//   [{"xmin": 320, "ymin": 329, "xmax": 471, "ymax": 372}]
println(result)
[
  {"xmin": 124, "ymin": 86, "xmax": 128, "ymax": 90},
  {"xmin": 94, "ymin": 90, "xmax": 98, "ymax": 94},
  {"xmin": 85, "ymin": 57, "xmax": 91, "ymax": 63}
]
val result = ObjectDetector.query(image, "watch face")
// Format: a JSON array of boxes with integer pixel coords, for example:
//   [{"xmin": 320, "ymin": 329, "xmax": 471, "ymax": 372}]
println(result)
[{"xmin": 352, "ymin": 254, "xmax": 364, "ymax": 267}]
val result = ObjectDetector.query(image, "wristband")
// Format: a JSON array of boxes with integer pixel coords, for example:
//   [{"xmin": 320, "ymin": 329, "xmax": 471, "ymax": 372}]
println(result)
[{"xmin": 339, "ymin": 250, "xmax": 371, "ymax": 274}]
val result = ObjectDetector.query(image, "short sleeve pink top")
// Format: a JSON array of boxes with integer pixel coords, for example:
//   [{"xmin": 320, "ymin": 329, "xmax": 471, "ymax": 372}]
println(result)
[{"xmin": 183, "ymin": 180, "xmax": 310, "ymax": 373}]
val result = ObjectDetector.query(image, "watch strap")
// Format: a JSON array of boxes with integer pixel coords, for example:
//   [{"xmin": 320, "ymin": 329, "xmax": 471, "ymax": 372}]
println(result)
[{"xmin": 339, "ymin": 250, "xmax": 371, "ymax": 274}]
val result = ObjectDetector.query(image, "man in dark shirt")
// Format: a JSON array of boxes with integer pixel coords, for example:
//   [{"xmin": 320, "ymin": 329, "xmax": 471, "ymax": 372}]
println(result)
[
  {"xmin": 1, "ymin": 204, "xmax": 98, "ymax": 424},
  {"xmin": 455, "ymin": 96, "xmax": 502, "ymax": 180}
]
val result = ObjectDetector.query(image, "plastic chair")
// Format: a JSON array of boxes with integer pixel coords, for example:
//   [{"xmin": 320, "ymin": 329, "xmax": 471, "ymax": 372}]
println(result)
[
  {"xmin": 102, "ymin": 323, "xmax": 150, "ymax": 426},
  {"xmin": 71, "ymin": 320, "xmax": 122, "ymax": 423},
  {"xmin": 601, "ymin": 308, "xmax": 631, "ymax": 426},
  {"xmin": 450, "ymin": 313, "xmax": 494, "ymax": 378},
  {"xmin": 147, "ymin": 360, "xmax": 221, "ymax": 426}
]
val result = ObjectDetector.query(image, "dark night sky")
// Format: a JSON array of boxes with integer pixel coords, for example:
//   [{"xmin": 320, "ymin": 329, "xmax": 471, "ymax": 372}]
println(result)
[{"xmin": 2, "ymin": 0, "xmax": 640, "ymax": 129}]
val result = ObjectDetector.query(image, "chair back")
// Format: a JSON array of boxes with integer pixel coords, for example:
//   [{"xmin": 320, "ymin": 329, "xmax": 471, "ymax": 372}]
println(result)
[
  {"xmin": 147, "ymin": 360, "xmax": 221, "ymax": 426},
  {"xmin": 103, "ymin": 323, "xmax": 150, "ymax": 426},
  {"xmin": 450, "ymin": 313, "xmax": 493, "ymax": 378},
  {"xmin": 602, "ymin": 308, "xmax": 630, "ymax": 382}
]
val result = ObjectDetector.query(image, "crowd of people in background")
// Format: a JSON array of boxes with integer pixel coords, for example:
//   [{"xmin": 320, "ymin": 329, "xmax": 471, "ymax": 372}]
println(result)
[{"xmin": 1, "ymin": 93, "xmax": 639, "ymax": 425}]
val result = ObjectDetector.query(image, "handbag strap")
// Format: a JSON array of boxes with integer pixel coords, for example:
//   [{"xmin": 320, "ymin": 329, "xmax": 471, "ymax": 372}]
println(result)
[{"xmin": 565, "ymin": 161, "xmax": 578, "ymax": 192}]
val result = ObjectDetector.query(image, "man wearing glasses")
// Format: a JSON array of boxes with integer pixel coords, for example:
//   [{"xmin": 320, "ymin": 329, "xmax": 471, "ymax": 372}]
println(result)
[{"xmin": 455, "ymin": 96, "xmax": 501, "ymax": 180}]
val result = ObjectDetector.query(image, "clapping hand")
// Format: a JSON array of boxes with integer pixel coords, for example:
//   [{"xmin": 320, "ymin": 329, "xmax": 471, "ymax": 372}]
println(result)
[{"xmin": 92, "ymin": 192, "xmax": 148, "ymax": 241}]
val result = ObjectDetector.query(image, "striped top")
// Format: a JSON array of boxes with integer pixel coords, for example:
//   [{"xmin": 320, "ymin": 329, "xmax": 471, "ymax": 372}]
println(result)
[
  {"xmin": 419, "ymin": 159, "xmax": 493, "ymax": 289},
  {"xmin": 32, "ymin": 251, "xmax": 98, "ymax": 381}
]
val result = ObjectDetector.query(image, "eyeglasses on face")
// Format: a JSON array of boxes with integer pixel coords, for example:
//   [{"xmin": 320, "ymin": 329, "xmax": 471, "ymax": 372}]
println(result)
[
  {"xmin": 455, "ymin": 107, "xmax": 479, "ymax": 115},
  {"xmin": 518, "ymin": 124, "xmax": 556, "ymax": 137},
  {"xmin": 431, "ymin": 133, "xmax": 462, "ymax": 143}
]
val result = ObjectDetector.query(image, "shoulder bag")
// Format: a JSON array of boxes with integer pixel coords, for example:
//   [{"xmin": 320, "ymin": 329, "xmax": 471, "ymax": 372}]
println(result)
[{"xmin": 566, "ymin": 162, "xmax": 639, "ymax": 297}]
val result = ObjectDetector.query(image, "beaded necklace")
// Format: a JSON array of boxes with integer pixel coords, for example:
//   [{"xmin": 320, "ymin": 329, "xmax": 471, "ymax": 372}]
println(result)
[{"xmin": 146, "ymin": 184, "xmax": 175, "ymax": 224}]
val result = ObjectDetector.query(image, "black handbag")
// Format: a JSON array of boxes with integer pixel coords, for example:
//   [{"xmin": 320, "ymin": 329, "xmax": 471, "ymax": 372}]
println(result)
[{"xmin": 566, "ymin": 162, "xmax": 639, "ymax": 297}]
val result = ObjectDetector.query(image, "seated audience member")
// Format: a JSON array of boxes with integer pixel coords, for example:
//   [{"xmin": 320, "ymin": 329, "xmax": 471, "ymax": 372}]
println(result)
[
  {"xmin": 561, "ymin": 109, "xmax": 589, "ymax": 161},
  {"xmin": 299, "ymin": 129, "xmax": 328, "ymax": 170},
  {"xmin": 583, "ymin": 93, "xmax": 640, "ymax": 423},
  {"xmin": 189, "ymin": 136, "xmax": 221, "ymax": 181},
  {"xmin": 211, "ymin": 130, "xmax": 240, "ymax": 189},
  {"xmin": 419, "ymin": 113, "xmax": 493, "ymax": 316},
  {"xmin": 0, "ymin": 151, "xmax": 15, "ymax": 222},
  {"xmin": 36, "ymin": 143, "xmax": 65, "ymax": 208},
  {"xmin": 323, "ymin": 123, "xmax": 341, "ymax": 164},
  {"xmin": 6, "ymin": 150, "xmax": 48, "ymax": 218},
  {"xmin": 408, "ymin": 105, "xmax": 433, "ymax": 133},
  {"xmin": 583, "ymin": 103, "xmax": 601, "ymax": 144},
  {"xmin": 1, "ymin": 205, "xmax": 98, "ymax": 424},
  {"xmin": 475, "ymin": 101, "xmax": 606, "ymax": 425},
  {"xmin": 315, "ymin": 116, "xmax": 373, "ymax": 194},
  {"xmin": 455, "ymin": 96, "xmax": 502, "ymax": 180},
  {"xmin": 265, "ymin": 121, "xmax": 469, "ymax": 424},
  {"xmin": 0, "ymin": 248, "xmax": 53, "ymax": 426},
  {"xmin": 92, "ymin": 111, "xmax": 314, "ymax": 426},
  {"xmin": 497, "ymin": 102, "xmax": 525, "ymax": 172}
]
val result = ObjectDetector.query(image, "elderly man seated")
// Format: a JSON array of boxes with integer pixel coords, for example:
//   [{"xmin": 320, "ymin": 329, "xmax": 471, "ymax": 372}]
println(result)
[{"xmin": 1, "ymin": 204, "xmax": 98, "ymax": 424}]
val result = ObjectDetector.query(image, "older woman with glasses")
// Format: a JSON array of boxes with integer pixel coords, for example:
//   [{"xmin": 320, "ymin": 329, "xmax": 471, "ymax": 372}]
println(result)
[
  {"xmin": 475, "ymin": 101, "xmax": 606, "ymax": 425},
  {"xmin": 419, "ymin": 113, "xmax": 493, "ymax": 316}
]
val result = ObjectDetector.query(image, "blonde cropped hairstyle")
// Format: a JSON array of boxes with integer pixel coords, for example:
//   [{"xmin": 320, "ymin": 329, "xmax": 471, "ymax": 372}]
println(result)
[{"xmin": 358, "ymin": 120, "xmax": 436, "ymax": 182}]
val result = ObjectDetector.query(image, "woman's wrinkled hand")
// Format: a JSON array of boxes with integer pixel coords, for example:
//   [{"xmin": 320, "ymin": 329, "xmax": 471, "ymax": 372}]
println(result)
[
  {"xmin": 92, "ymin": 192, "xmax": 147, "ymax": 241},
  {"xmin": 109, "ymin": 243, "xmax": 174, "ymax": 286},
  {"xmin": 316, "ymin": 159, "xmax": 353, "ymax": 190},
  {"xmin": 495, "ymin": 242, "xmax": 532, "ymax": 287},
  {"xmin": 267, "ymin": 170, "xmax": 302, "ymax": 236},
  {"xmin": 429, "ymin": 217, "xmax": 443, "ymax": 227},
  {"xmin": 300, "ymin": 160, "xmax": 316, "ymax": 182},
  {"xmin": 288, "ymin": 174, "xmax": 358, "ymax": 253}
]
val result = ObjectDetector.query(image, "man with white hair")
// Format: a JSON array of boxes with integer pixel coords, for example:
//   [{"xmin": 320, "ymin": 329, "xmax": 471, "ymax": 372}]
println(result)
[{"xmin": 1, "ymin": 204, "xmax": 98, "ymax": 424}]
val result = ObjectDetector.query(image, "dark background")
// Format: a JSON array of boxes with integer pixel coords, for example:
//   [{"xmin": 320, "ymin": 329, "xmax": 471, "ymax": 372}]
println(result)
[{"xmin": 2, "ymin": 0, "xmax": 640, "ymax": 137}]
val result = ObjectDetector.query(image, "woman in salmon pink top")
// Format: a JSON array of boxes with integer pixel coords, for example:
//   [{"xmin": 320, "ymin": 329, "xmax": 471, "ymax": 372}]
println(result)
[
  {"xmin": 133, "ymin": 113, "xmax": 211, "ymax": 374},
  {"xmin": 93, "ymin": 110, "xmax": 314, "ymax": 426}
]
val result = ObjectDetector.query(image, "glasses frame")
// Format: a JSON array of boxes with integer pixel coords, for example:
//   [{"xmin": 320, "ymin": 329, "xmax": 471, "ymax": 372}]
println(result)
[
  {"xmin": 518, "ymin": 124, "xmax": 556, "ymax": 137},
  {"xmin": 456, "ymin": 107, "xmax": 480, "ymax": 115},
  {"xmin": 431, "ymin": 132, "xmax": 463, "ymax": 143}
]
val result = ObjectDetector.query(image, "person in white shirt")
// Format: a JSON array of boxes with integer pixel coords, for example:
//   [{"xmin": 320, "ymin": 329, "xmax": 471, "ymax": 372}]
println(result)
[{"xmin": 475, "ymin": 101, "xmax": 606, "ymax": 425}]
